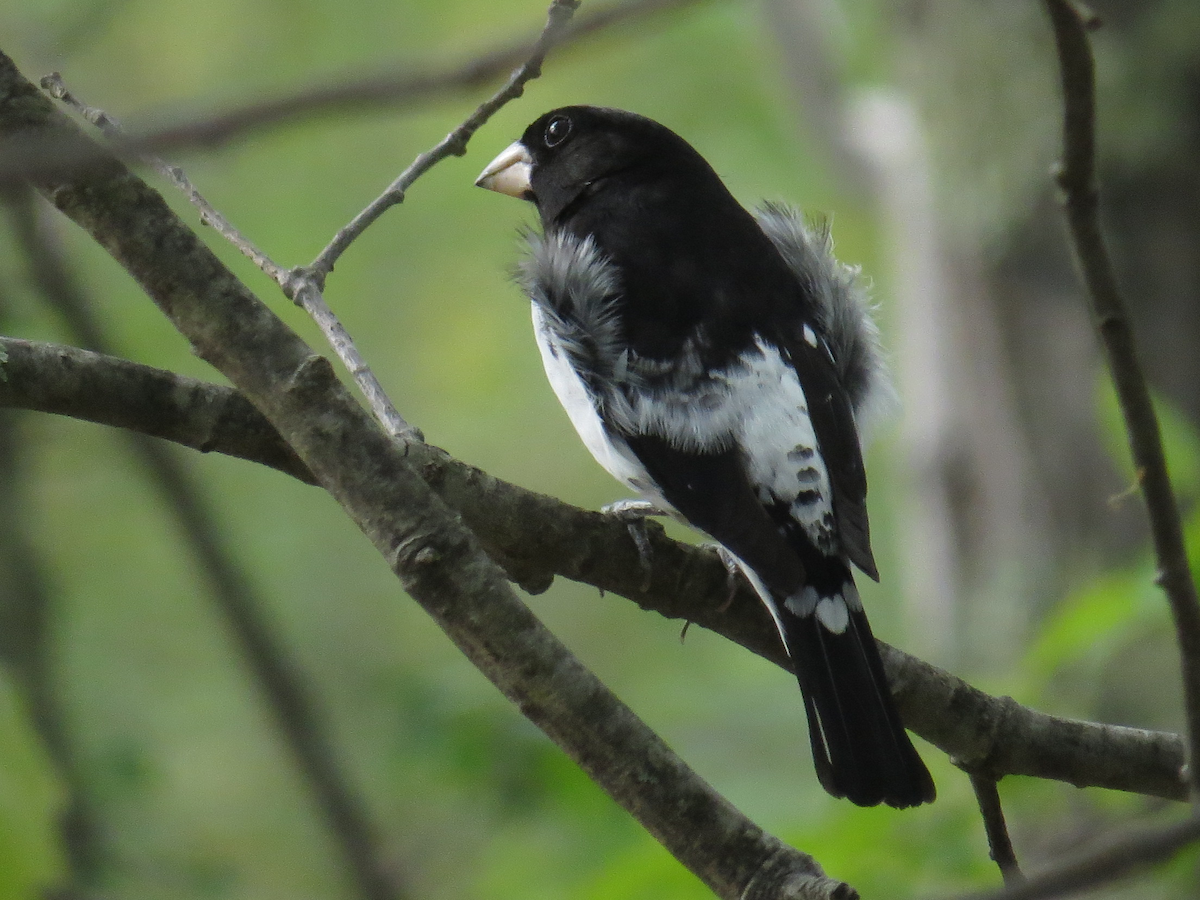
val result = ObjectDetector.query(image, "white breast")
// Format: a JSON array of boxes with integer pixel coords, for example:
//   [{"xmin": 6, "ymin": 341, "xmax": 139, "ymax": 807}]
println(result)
[{"xmin": 532, "ymin": 303, "xmax": 670, "ymax": 510}]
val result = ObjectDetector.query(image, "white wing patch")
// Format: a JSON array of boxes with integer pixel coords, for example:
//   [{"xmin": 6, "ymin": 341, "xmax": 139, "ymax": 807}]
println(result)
[
  {"xmin": 783, "ymin": 583, "xmax": 857, "ymax": 634},
  {"xmin": 815, "ymin": 597, "xmax": 849, "ymax": 633},
  {"xmin": 734, "ymin": 339, "xmax": 837, "ymax": 553},
  {"xmin": 754, "ymin": 203, "xmax": 898, "ymax": 443}
]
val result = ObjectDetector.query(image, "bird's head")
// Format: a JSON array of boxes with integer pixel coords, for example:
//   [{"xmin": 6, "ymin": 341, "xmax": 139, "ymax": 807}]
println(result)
[{"xmin": 475, "ymin": 105, "xmax": 710, "ymax": 224}]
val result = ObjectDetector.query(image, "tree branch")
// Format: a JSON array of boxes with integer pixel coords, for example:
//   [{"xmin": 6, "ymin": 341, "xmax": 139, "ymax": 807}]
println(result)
[
  {"xmin": 0, "ymin": 0, "xmax": 703, "ymax": 190},
  {"xmin": 0, "ymin": 334, "xmax": 1190, "ymax": 804},
  {"xmin": 61, "ymin": 0, "xmax": 702, "ymax": 159},
  {"xmin": 0, "ymin": 47, "xmax": 850, "ymax": 900},
  {"xmin": 0, "ymin": 339, "xmax": 314, "ymax": 483},
  {"xmin": 0, "ymin": 409, "xmax": 102, "ymax": 887},
  {"xmin": 304, "ymin": 0, "xmax": 582, "ymax": 283},
  {"xmin": 967, "ymin": 771, "xmax": 1023, "ymax": 886},
  {"xmin": 1043, "ymin": 0, "xmax": 1200, "ymax": 800},
  {"xmin": 952, "ymin": 813, "xmax": 1200, "ymax": 900},
  {"xmin": 39, "ymin": 71, "xmax": 420, "ymax": 441}
]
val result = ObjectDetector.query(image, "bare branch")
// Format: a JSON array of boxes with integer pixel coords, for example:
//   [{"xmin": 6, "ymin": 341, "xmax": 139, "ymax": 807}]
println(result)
[
  {"xmin": 966, "ymin": 771, "xmax": 1023, "ymax": 886},
  {"xmin": 78, "ymin": 0, "xmax": 699, "ymax": 157},
  {"xmin": 42, "ymin": 71, "xmax": 418, "ymax": 441},
  {"xmin": 0, "ymin": 336, "xmax": 315, "ymax": 484},
  {"xmin": 39, "ymin": 0, "xmax": 591, "ymax": 444},
  {"xmin": 307, "ymin": 0, "xmax": 582, "ymax": 280},
  {"xmin": 0, "ymin": 0, "xmax": 703, "ymax": 188},
  {"xmin": 1043, "ymin": 0, "xmax": 1200, "ymax": 800},
  {"xmin": 0, "ymin": 334, "xmax": 1190, "ymax": 804},
  {"xmin": 283, "ymin": 0, "xmax": 588, "ymax": 442},
  {"xmin": 952, "ymin": 814, "xmax": 1200, "ymax": 900},
  {"xmin": 39, "ymin": 73, "xmax": 289, "ymax": 282}
]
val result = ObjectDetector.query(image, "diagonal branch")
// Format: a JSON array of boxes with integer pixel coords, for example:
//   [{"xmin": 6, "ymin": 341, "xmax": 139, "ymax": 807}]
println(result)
[
  {"xmin": 39, "ymin": 72, "xmax": 418, "ymax": 441},
  {"xmin": 74, "ymin": 0, "xmax": 701, "ymax": 158},
  {"xmin": 305, "ymin": 0, "xmax": 582, "ymax": 282},
  {"xmin": 1043, "ymin": 0, "xmax": 1200, "ymax": 800},
  {"xmin": 0, "ymin": 334, "xmax": 1190, "ymax": 803}
]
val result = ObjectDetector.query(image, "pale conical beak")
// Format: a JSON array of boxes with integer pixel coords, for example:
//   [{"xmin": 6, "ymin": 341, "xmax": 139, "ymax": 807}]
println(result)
[{"xmin": 475, "ymin": 141, "xmax": 534, "ymax": 199}]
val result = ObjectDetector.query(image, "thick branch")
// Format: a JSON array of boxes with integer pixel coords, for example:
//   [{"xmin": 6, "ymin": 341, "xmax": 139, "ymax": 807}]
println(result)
[
  {"xmin": 1044, "ymin": 0, "xmax": 1200, "ymax": 799},
  {"xmin": 0, "ymin": 335, "xmax": 1189, "ymax": 803},
  {"xmin": 0, "ymin": 337, "xmax": 314, "ymax": 483},
  {"xmin": 0, "ymin": 48, "xmax": 847, "ymax": 900}
]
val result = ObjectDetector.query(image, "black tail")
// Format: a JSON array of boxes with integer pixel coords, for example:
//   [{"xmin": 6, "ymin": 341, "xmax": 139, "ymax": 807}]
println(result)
[{"xmin": 778, "ymin": 572, "xmax": 935, "ymax": 808}]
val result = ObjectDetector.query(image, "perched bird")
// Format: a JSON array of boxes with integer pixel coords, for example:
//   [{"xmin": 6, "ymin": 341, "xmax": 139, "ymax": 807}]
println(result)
[{"xmin": 476, "ymin": 105, "xmax": 935, "ymax": 808}]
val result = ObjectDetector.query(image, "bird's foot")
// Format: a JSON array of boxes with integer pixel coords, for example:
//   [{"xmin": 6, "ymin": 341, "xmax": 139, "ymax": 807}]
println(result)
[
  {"xmin": 701, "ymin": 542, "xmax": 744, "ymax": 613},
  {"xmin": 602, "ymin": 499, "xmax": 668, "ymax": 592},
  {"xmin": 601, "ymin": 499, "xmax": 670, "ymax": 519}
]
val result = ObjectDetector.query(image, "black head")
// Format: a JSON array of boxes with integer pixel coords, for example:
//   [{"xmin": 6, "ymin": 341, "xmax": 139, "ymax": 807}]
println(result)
[{"xmin": 476, "ymin": 105, "xmax": 720, "ymax": 224}]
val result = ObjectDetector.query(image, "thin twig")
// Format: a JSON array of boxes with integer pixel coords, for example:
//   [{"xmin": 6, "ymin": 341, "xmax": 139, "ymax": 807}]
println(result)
[
  {"xmin": 0, "ymin": 0, "xmax": 703, "ymax": 188},
  {"xmin": 951, "ymin": 814, "xmax": 1200, "ymax": 900},
  {"xmin": 1043, "ymin": 0, "xmax": 1200, "ymax": 801},
  {"xmin": 280, "ymin": 0, "xmax": 585, "ymax": 441},
  {"xmin": 75, "ymin": 0, "xmax": 696, "ymax": 157},
  {"xmin": 40, "ymin": 74, "xmax": 417, "ymax": 440},
  {"xmin": 41, "ymin": 0, "xmax": 588, "ymax": 444},
  {"xmin": 38, "ymin": 73, "xmax": 289, "ymax": 283},
  {"xmin": 967, "ymin": 771, "xmax": 1023, "ymax": 886},
  {"xmin": 306, "ymin": 0, "xmax": 580, "ymax": 280}
]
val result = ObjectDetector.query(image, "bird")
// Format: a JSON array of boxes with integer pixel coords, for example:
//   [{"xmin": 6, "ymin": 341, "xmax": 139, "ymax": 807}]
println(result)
[{"xmin": 475, "ymin": 105, "xmax": 935, "ymax": 808}]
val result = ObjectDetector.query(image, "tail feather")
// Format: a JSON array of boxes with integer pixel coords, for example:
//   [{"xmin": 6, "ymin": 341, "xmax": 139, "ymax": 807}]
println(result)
[{"xmin": 779, "ymin": 577, "xmax": 935, "ymax": 808}]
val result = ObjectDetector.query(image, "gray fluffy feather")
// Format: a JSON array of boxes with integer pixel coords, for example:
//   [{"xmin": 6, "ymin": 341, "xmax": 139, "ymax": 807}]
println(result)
[{"xmin": 754, "ymin": 203, "xmax": 897, "ymax": 438}]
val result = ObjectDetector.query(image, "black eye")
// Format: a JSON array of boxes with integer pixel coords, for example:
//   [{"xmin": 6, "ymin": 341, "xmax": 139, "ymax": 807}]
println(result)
[{"xmin": 543, "ymin": 115, "xmax": 572, "ymax": 148}]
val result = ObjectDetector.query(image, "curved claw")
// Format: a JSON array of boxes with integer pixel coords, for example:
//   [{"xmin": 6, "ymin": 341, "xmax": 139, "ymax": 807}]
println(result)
[
  {"xmin": 601, "ymin": 498, "xmax": 670, "ymax": 519},
  {"xmin": 602, "ymin": 498, "xmax": 667, "ymax": 592},
  {"xmin": 701, "ymin": 542, "xmax": 745, "ymax": 613}
]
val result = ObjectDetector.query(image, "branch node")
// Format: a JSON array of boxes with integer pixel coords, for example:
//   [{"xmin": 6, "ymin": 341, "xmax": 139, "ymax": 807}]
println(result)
[
  {"xmin": 284, "ymin": 266, "xmax": 321, "ymax": 301},
  {"xmin": 286, "ymin": 354, "xmax": 339, "ymax": 400},
  {"xmin": 741, "ymin": 845, "xmax": 857, "ymax": 900}
]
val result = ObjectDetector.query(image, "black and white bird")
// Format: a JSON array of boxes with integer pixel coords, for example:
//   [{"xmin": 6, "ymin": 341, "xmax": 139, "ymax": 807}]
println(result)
[{"xmin": 476, "ymin": 105, "xmax": 935, "ymax": 808}]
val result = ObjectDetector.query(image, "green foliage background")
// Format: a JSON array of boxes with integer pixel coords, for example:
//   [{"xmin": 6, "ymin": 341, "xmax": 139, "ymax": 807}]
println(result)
[{"xmin": 0, "ymin": 1, "xmax": 1197, "ymax": 898}]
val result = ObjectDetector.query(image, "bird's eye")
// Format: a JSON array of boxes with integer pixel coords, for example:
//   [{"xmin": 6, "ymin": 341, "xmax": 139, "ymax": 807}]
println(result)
[{"xmin": 543, "ymin": 115, "xmax": 572, "ymax": 148}]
